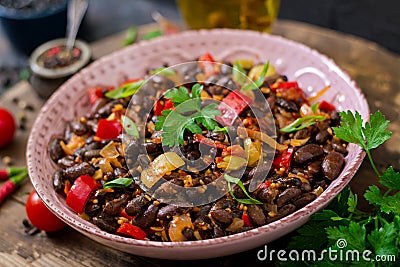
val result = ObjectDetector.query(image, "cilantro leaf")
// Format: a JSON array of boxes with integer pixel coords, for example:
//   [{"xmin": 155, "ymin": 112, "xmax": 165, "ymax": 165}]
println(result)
[
  {"xmin": 332, "ymin": 111, "xmax": 366, "ymax": 150},
  {"xmin": 347, "ymin": 190, "xmax": 358, "ymax": 214},
  {"xmin": 191, "ymin": 83, "xmax": 203, "ymax": 99},
  {"xmin": 367, "ymin": 223, "xmax": 398, "ymax": 256},
  {"xmin": 164, "ymin": 86, "xmax": 191, "ymax": 106},
  {"xmin": 326, "ymin": 221, "xmax": 367, "ymax": 251},
  {"xmin": 379, "ymin": 166, "xmax": 400, "ymax": 191},
  {"xmin": 364, "ymin": 185, "xmax": 400, "ymax": 214},
  {"xmin": 362, "ymin": 110, "xmax": 392, "ymax": 150}
]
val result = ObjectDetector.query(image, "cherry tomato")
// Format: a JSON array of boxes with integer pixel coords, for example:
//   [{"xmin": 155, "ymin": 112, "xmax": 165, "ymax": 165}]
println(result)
[
  {"xmin": 26, "ymin": 191, "xmax": 66, "ymax": 232},
  {"xmin": 0, "ymin": 108, "xmax": 16, "ymax": 148}
]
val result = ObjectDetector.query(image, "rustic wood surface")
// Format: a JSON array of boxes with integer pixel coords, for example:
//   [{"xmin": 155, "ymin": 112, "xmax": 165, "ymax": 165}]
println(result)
[{"xmin": 0, "ymin": 20, "xmax": 399, "ymax": 267}]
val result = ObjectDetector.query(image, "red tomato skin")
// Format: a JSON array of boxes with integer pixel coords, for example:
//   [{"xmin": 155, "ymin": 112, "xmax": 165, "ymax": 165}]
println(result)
[
  {"xmin": 26, "ymin": 191, "xmax": 66, "ymax": 232},
  {"xmin": 0, "ymin": 108, "xmax": 16, "ymax": 148}
]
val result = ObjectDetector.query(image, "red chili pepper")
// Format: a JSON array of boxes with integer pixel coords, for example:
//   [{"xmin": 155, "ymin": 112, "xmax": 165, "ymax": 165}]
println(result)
[
  {"xmin": 119, "ymin": 208, "xmax": 135, "ymax": 221},
  {"xmin": 216, "ymin": 91, "xmax": 253, "ymax": 126},
  {"xmin": 117, "ymin": 222, "xmax": 147, "ymax": 240},
  {"xmin": 272, "ymin": 147, "xmax": 294, "ymax": 170},
  {"xmin": 270, "ymin": 81, "xmax": 299, "ymax": 92},
  {"xmin": 0, "ymin": 167, "xmax": 26, "ymax": 181},
  {"xmin": 318, "ymin": 100, "xmax": 336, "ymax": 112},
  {"xmin": 242, "ymin": 213, "xmax": 253, "ymax": 227},
  {"xmin": 95, "ymin": 119, "xmax": 122, "ymax": 140},
  {"xmin": 88, "ymin": 87, "xmax": 104, "ymax": 106},
  {"xmin": 258, "ymin": 181, "xmax": 272, "ymax": 190},
  {"xmin": 193, "ymin": 134, "xmax": 227, "ymax": 149},
  {"xmin": 198, "ymin": 52, "xmax": 217, "ymax": 77},
  {"xmin": 66, "ymin": 175, "xmax": 101, "ymax": 214},
  {"xmin": 0, "ymin": 169, "xmax": 28, "ymax": 206}
]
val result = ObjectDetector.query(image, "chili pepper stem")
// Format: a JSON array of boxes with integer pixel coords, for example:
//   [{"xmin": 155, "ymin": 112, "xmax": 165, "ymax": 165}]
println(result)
[
  {"xmin": 0, "ymin": 167, "xmax": 27, "ymax": 180},
  {"xmin": 9, "ymin": 169, "xmax": 29, "ymax": 185}
]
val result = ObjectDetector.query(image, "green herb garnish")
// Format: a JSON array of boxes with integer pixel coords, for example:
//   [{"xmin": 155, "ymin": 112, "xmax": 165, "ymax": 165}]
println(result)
[
  {"xmin": 143, "ymin": 30, "xmax": 162, "ymax": 40},
  {"xmin": 155, "ymin": 84, "xmax": 221, "ymax": 147},
  {"xmin": 123, "ymin": 26, "xmax": 137, "ymax": 46},
  {"xmin": 224, "ymin": 174, "xmax": 262, "ymax": 205},
  {"xmin": 232, "ymin": 60, "xmax": 247, "ymax": 86},
  {"xmin": 242, "ymin": 60, "xmax": 269, "ymax": 91},
  {"xmin": 105, "ymin": 80, "xmax": 144, "ymax": 99},
  {"xmin": 280, "ymin": 111, "xmax": 400, "ymax": 266},
  {"xmin": 310, "ymin": 102, "xmax": 320, "ymax": 113},
  {"xmin": 149, "ymin": 67, "xmax": 176, "ymax": 77},
  {"xmin": 103, "ymin": 178, "xmax": 133, "ymax": 189},
  {"xmin": 214, "ymin": 126, "xmax": 229, "ymax": 133},
  {"xmin": 280, "ymin": 115, "xmax": 327, "ymax": 133},
  {"xmin": 121, "ymin": 115, "xmax": 139, "ymax": 138}
]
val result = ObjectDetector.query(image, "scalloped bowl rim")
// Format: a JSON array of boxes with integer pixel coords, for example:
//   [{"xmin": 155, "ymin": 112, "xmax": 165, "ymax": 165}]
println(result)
[{"xmin": 27, "ymin": 29, "xmax": 368, "ymax": 259}]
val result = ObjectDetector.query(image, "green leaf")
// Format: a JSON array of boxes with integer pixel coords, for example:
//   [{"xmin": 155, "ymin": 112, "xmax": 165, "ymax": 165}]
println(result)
[
  {"xmin": 312, "ymin": 210, "xmax": 341, "ymax": 221},
  {"xmin": 191, "ymin": 84, "xmax": 203, "ymax": 99},
  {"xmin": 311, "ymin": 102, "xmax": 320, "ymax": 113},
  {"xmin": 362, "ymin": 110, "xmax": 392, "ymax": 150},
  {"xmin": 242, "ymin": 60, "xmax": 269, "ymax": 90},
  {"xmin": 232, "ymin": 60, "xmax": 247, "ymax": 86},
  {"xmin": 201, "ymin": 103, "xmax": 221, "ymax": 117},
  {"xmin": 214, "ymin": 126, "xmax": 228, "ymax": 133},
  {"xmin": 326, "ymin": 221, "xmax": 367, "ymax": 251},
  {"xmin": 143, "ymin": 30, "xmax": 162, "ymax": 40},
  {"xmin": 326, "ymin": 186, "xmax": 352, "ymax": 217},
  {"xmin": 364, "ymin": 185, "xmax": 400, "ymax": 214},
  {"xmin": 379, "ymin": 166, "xmax": 400, "ymax": 191},
  {"xmin": 105, "ymin": 80, "xmax": 144, "ymax": 99},
  {"xmin": 149, "ymin": 67, "xmax": 176, "ymax": 77},
  {"xmin": 103, "ymin": 178, "xmax": 133, "ymax": 189},
  {"xmin": 224, "ymin": 174, "xmax": 262, "ymax": 205},
  {"xmin": 332, "ymin": 111, "xmax": 366, "ymax": 150},
  {"xmin": 367, "ymin": 223, "xmax": 399, "ymax": 256},
  {"xmin": 123, "ymin": 26, "xmax": 137, "ymax": 46},
  {"xmin": 184, "ymin": 120, "xmax": 202, "ymax": 134},
  {"xmin": 280, "ymin": 115, "xmax": 327, "ymax": 133},
  {"xmin": 121, "ymin": 115, "xmax": 139, "ymax": 138},
  {"xmin": 164, "ymin": 86, "xmax": 190, "ymax": 105},
  {"xmin": 347, "ymin": 191, "xmax": 358, "ymax": 214}
]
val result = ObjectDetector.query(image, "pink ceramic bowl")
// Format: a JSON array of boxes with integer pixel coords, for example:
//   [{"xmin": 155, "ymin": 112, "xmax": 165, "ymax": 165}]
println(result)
[{"xmin": 27, "ymin": 29, "xmax": 368, "ymax": 260}]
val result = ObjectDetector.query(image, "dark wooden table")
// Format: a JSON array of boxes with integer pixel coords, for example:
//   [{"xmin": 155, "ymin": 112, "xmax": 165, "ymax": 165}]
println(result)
[{"xmin": 0, "ymin": 20, "xmax": 399, "ymax": 267}]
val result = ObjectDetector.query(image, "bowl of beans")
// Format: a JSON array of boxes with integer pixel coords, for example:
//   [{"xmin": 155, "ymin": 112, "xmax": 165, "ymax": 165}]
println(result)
[{"xmin": 27, "ymin": 29, "xmax": 368, "ymax": 259}]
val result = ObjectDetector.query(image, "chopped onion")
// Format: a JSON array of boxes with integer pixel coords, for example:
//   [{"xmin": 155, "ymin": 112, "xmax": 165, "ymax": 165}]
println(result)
[
  {"xmin": 168, "ymin": 214, "xmax": 193, "ymax": 242},
  {"xmin": 100, "ymin": 141, "xmax": 120, "ymax": 158}
]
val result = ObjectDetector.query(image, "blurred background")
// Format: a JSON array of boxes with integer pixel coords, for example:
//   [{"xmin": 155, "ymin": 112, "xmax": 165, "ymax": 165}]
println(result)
[{"xmin": 1, "ymin": 0, "xmax": 399, "ymax": 94}]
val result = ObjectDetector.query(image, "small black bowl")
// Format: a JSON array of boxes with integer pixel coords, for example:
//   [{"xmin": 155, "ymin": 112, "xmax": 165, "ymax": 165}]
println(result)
[{"xmin": 0, "ymin": 1, "xmax": 67, "ymax": 55}]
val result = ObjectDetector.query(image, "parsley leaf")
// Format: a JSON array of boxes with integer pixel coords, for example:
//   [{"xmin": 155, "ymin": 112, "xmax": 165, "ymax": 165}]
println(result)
[
  {"xmin": 326, "ymin": 222, "xmax": 367, "ymax": 251},
  {"xmin": 163, "ymin": 86, "xmax": 191, "ymax": 106},
  {"xmin": 379, "ymin": 166, "xmax": 400, "ymax": 191},
  {"xmin": 367, "ymin": 223, "xmax": 398, "ymax": 256},
  {"xmin": 332, "ymin": 111, "xmax": 365, "ymax": 149},
  {"xmin": 364, "ymin": 185, "xmax": 400, "ymax": 214},
  {"xmin": 362, "ymin": 110, "xmax": 392, "ymax": 150}
]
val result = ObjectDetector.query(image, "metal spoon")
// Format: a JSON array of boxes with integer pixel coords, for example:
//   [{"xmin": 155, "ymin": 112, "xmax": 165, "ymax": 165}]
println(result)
[{"xmin": 65, "ymin": 0, "xmax": 89, "ymax": 52}]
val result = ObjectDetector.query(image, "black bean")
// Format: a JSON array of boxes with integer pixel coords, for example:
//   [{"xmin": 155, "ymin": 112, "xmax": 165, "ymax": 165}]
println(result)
[
  {"xmin": 133, "ymin": 204, "xmax": 159, "ymax": 229},
  {"xmin": 294, "ymin": 144, "xmax": 324, "ymax": 164},
  {"xmin": 63, "ymin": 162, "xmax": 95, "ymax": 180},
  {"xmin": 322, "ymin": 151, "xmax": 345, "ymax": 180},
  {"xmin": 289, "ymin": 178, "xmax": 302, "ymax": 187},
  {"xmin": 292, "ymin": 193, "xmax": 317, "ymax": 208},
  {"xmin": 114, "ymin": 167, "xmax": 128, "ymax": 178},
  {"xmin": 103, "ymin": 194, "xmax": 130, "ymax": 215},
  {"xmin": 247, "ymin": 204, "xmax": 266, "ymax": 226},
  {"xmin": 301, "ymin": 183, "xmax": 312, "ymax": 192},
  {"xmin": 293, "ymin": 128, "xmax": 310, "ymax": 140},
  {"xmin": 186, "ymin": 150, "xmax": 200, "ymax": 160},
  {"xmin": 257, "ymin": 187, "xmax": 278, "ymax": 203},
  {"xmin": 125, "ymin": 195, "xmax": 149, "ymax": 216},
  {"xmin": 53, "ymin": 170, "xmax": 64, "ymax": 193},
  {"xmin": 329, "ymin": 111, "xmax": 341, "ymax": 126},
  {"xmin": 49, "ymin": 138, "xmax": 65, "ymax": 162},
  {"xmin": 125, "ymin": 140, "xmax": 140, "ymax": 165},
  {"xmin": 247, "ymin": 162, "xmax": 271, "ymax": 181},
  {"xmin": 157, "ymin": 205, "xmax": 191, "ymax": 220},
  {"xmin": 57, "ymin": 155, "xmax": 75, "ymax": 168},
  {"xmin": 144, "ymin": 142, "xmax": 162, "ymax": 155},
  {"xmin": 267, "ymin": 204, "xmax": 296, "ymax": 223},
  {"xmin": 84, "ymin": 149, "xmax": 101, "ymax": 160},
  {"xmin": 93, "ymin": 214, "xmax": 119, "ymax": 232},
  {"xmin": 212, "ymin": 225, "xmax": 225, "ymax": 238},
  {"xmin": 332, "ymin": 139, "xmax": 348, "ymax": 155},
  {"xmin": 70, "ymin": 119, "xmax": 88, "ymax": 136},
  {"xmin": 306, "ymin": 161, "xmax": 321, "ymax": 176},
  {"xmin": 315, "ymin": 130, "xmax": 330, "ymax": 144},
  {"xmin": 182, "ymin": 228, "xmax": 196, "ymax": 241},
  {"xmin": 85, "ymin": 203, "xmax": 101, "ymax": 217},
  {"xmin": 276, "ymin": 188, "xmax": 302, "ymax": 207},
  {"xmin": 195, "ymin": 204, "xmax": 212, "ymax": 219},
  {"xmin": 276, "ymin": 97, "xmax": 298, "ymax": 112},
  {"xmin": 210, "ymin": 209, "xmax": 233, "ymax": 225}
]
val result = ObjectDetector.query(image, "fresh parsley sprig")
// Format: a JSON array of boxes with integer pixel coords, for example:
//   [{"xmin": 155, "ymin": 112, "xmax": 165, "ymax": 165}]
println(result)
[
  {"xmin": 155, "ymin": 84, "xmax": 222, "ymax": 147},
  {"xmin": 279, "ymin": 110, "xmax": 400, "ymax": 267}
]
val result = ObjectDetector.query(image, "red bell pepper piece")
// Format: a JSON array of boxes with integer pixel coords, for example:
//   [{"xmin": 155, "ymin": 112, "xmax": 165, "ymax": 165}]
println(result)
[
  {"xmin": 272, "ymin": 147, "xmax": 294, "ymax": 170},
  {"xmin": 119, "ymin": 208, "xmax": 135, "ymax": 221},
  {"xmin": 154, "ymin": 99, "xmax": 174, "ymax": 116},
  {"xmin": 318, "ymin": 100, "xmax": 336, "ymax": 112},
  {"xmin": 198, "ymin": 52, "xmax": 217, "ymax": 77},
  {"xmin": 117, "ymin": 222, "xmax": 147, "ymax": 240},
  {"xmin": 270, "ymin": 82, "xmax": 299, "ymax": 92},
  {"xmin": 95, "ymin": 119, "xmax": 122, "ymax": 140},
  {"xmin": 66, "ymin": 175, "xmax": 101, "ymax": 214},
  {"xmin": 193, "ymin": 134, "xmax": 227, "ymax": 149},
  {"xmin": 88, "ymin": 87, "xmax": 104, "ymax": 106},
  {"xmin": 258, "ymin": 181, "xmax": 272, "ymax": 190},
  {"xmin": 242, "ymin": 213, "xmax": 253, "ymax": 227},
  {"xmin": 216, "ymin": 91, "xmax": 253, "ymax": 126}
]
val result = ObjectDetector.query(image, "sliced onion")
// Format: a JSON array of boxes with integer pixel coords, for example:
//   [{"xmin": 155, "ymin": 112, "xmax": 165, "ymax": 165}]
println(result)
[
  {"xmin": 100, "ymin": 141, "xmax": 120, "ymax": 158},
  {"xmin": 168, "ymin": 214, "xmax": 193, "ymax": 242},
  {"xmin": 244, "ymin": 138, "xmax": 261, "ymax": 167},
  {"xmin": 238, "ymin": 127, "xmax": 287, "ymax": 151}
]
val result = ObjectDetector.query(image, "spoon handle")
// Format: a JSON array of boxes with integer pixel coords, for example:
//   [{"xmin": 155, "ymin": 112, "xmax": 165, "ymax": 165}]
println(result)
[{"xmin": 66, "ymin": 0, "xmax": 89, "ymax": 51}]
